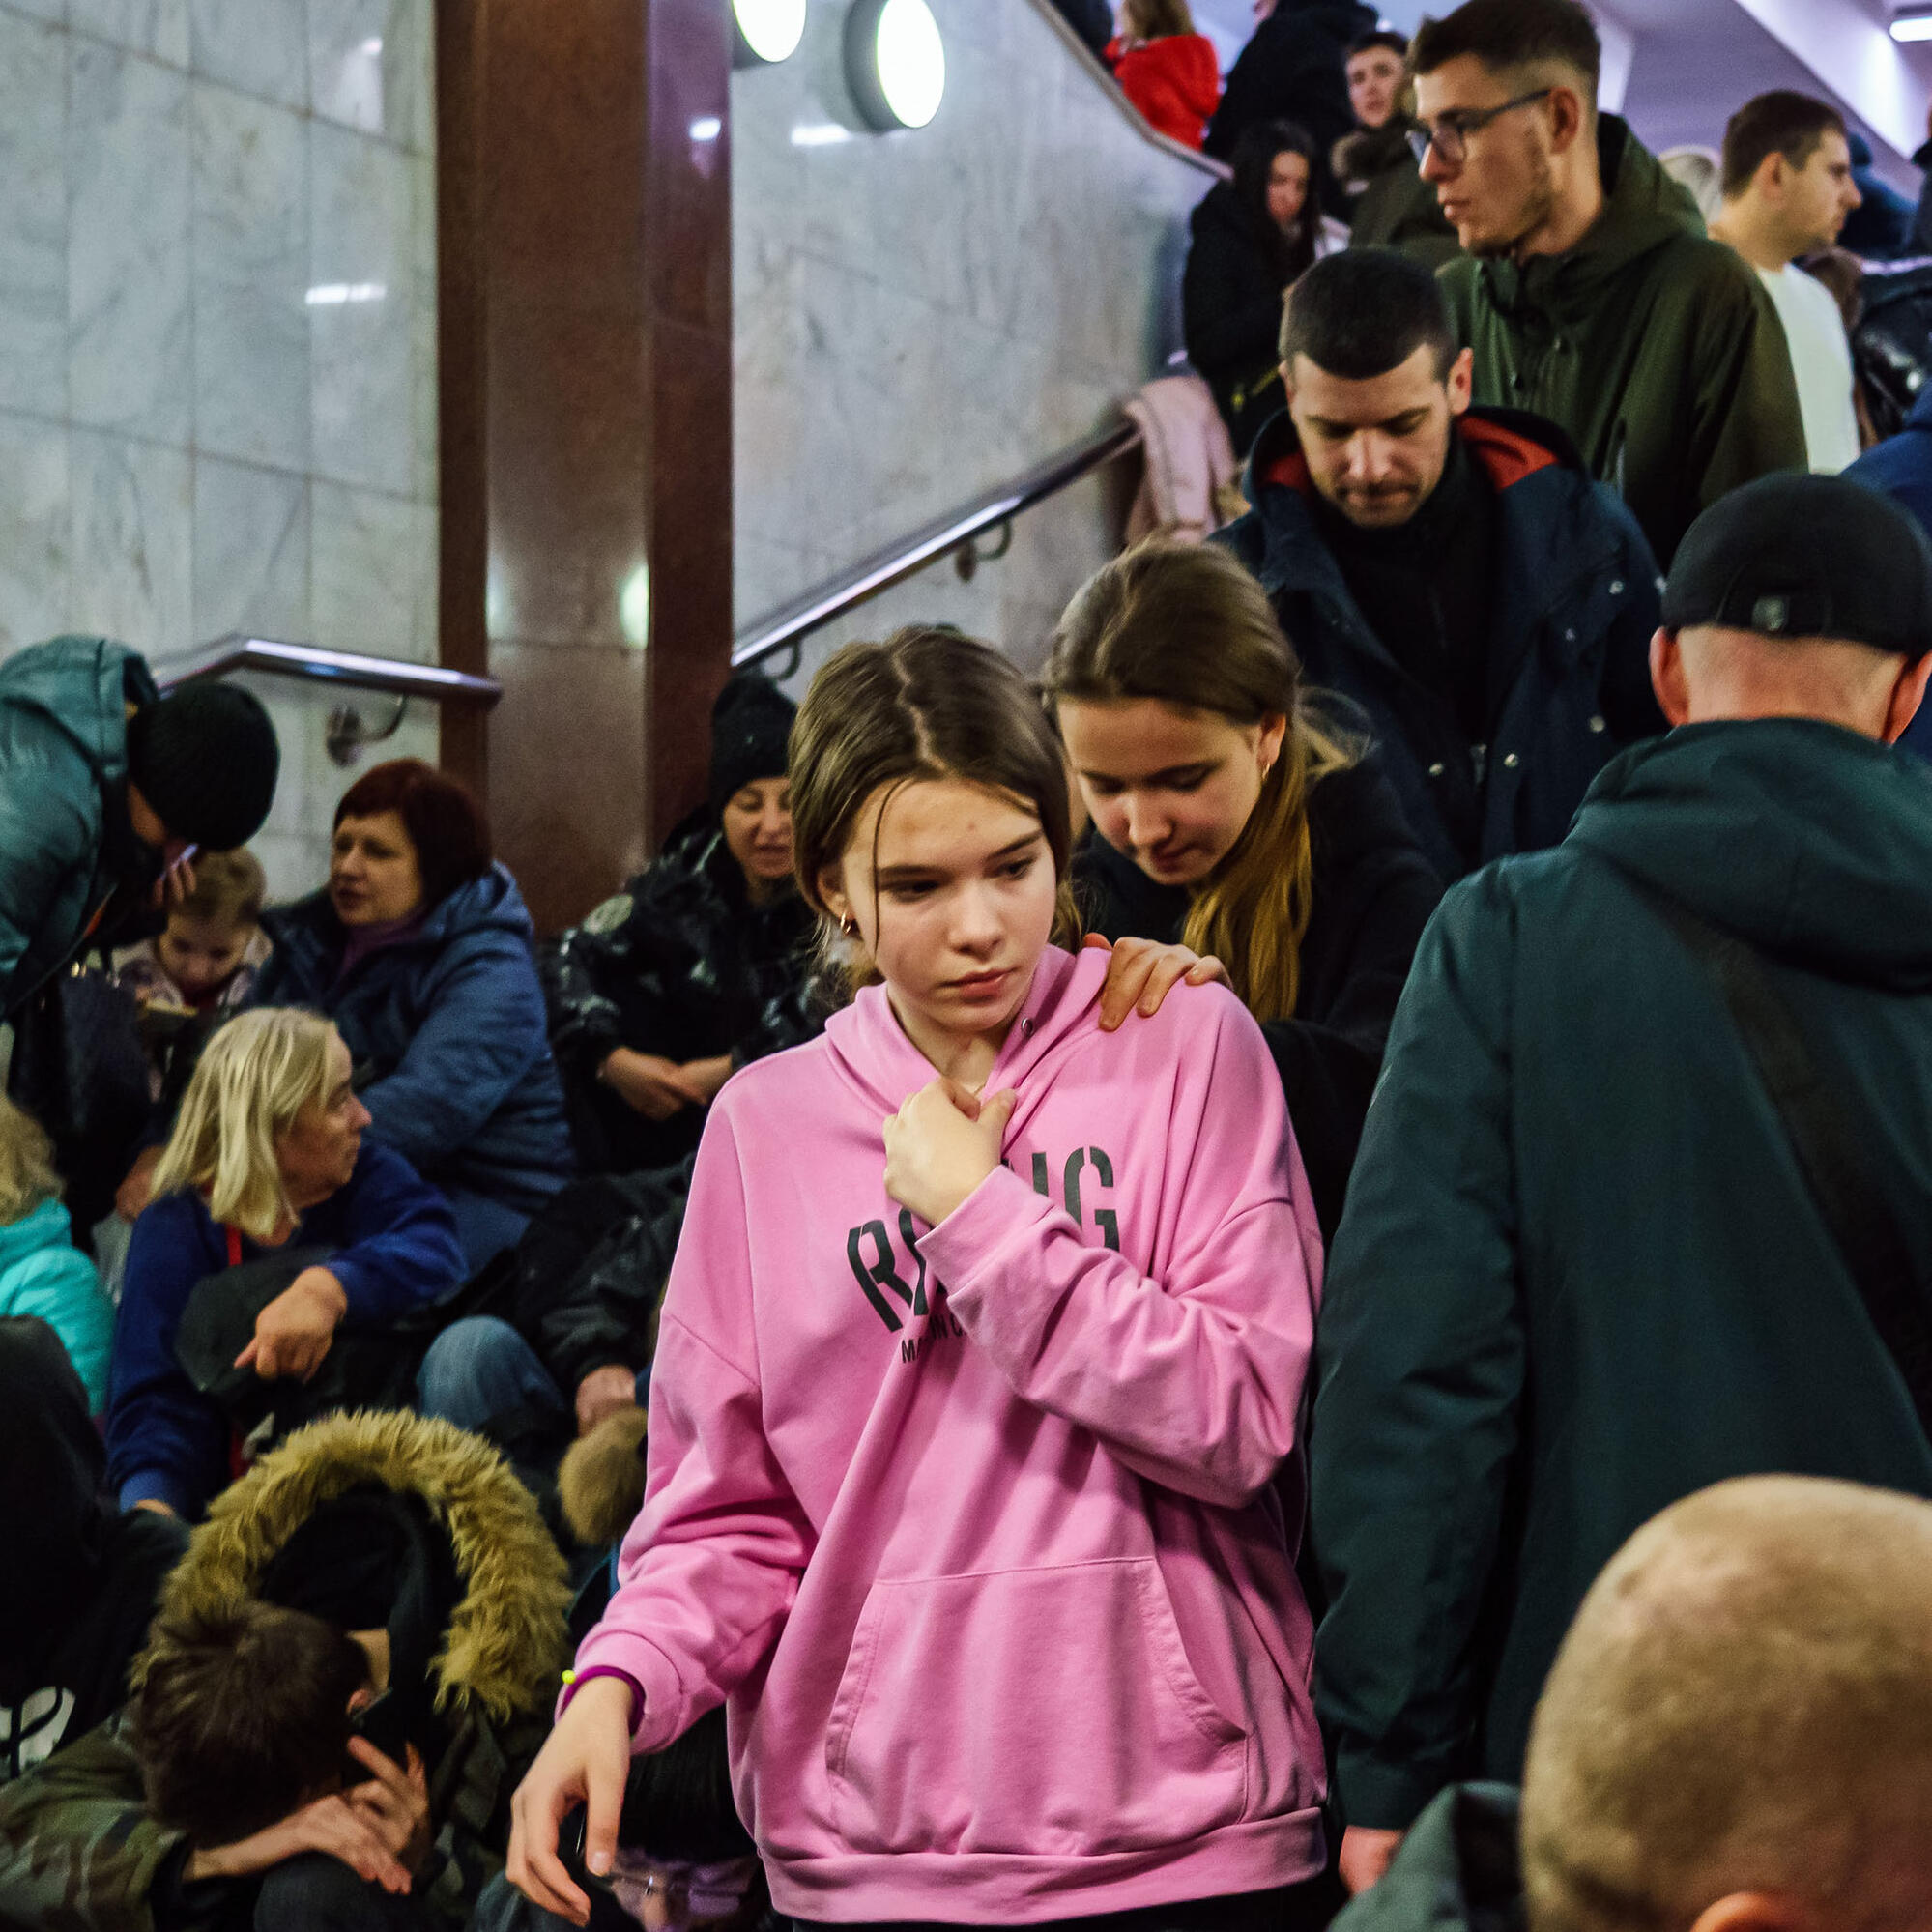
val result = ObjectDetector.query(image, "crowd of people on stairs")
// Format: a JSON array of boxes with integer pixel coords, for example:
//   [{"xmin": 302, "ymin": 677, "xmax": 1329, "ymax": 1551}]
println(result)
[{"xmin": 7, "ymin": 0, "xmax": 1932, "ymax": 1928}]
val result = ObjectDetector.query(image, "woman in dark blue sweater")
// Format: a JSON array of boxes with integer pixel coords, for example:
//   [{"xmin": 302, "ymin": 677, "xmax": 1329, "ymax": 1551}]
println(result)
[{"xmin": 106, "ymin": 1009, "xmax": 463, "ymax": 1520}]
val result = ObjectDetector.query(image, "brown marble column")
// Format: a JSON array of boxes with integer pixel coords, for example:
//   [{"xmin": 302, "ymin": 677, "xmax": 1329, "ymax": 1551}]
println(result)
[{"xmin": 436, "ymin": 0, "xmax": 735, "ymax": 935}]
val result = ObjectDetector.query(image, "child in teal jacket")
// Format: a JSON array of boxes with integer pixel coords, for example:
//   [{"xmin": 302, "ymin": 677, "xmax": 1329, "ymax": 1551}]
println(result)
[{"xmin": 0, "ymin": 1096, "xmax": 112, "ymax": 1409}]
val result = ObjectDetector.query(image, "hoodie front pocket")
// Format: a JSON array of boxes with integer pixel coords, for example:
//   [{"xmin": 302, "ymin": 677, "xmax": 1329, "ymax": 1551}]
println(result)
[{"xmin": 825, "ymin": 1557, "xmax": 1247, "ymax": 1856}]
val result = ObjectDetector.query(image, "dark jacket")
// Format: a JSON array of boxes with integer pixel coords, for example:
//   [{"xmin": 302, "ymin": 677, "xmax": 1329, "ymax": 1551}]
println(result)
[
  {"xmin": 1335, "ymin": 123, "xmax": 1460, "ymax": 270},
  {"xmin": 1183, "ymin": 179, "xmax": 1309, "ymax": 456},
  {"xmin": 106, "ymin": 1140, "xmax": 465, "ymax": 1519},
  {"xmin": 1205, "ymin": 0, "xmax": 1376, "ymax": 211},
  {"xmin": 1846, "ymin": 387, "xmax": 1932, "ymax": 763},
  {"xmin": 0, "ymin": 636, "xmax": 160, "ymax": 1016},
  {"xmin": 1312, "ymin": 721, "xmax": 1932, "ymax": 1830},
  {"xmin": 1048, "ymin": 0, "xmax": 1112, "ymax": 59},
  {"xmin": 1, "ymin": 1318, "xmax": 186, "ymax": 1786},
  {"xmin": 1330, "ymin": 1786, "xmax": 1522, "ymax": 1932},
  {"xmin": 253, "ymin": 864, "xmax": 575, "ymax": 1211},
  {"xmin": 542, "ymin": 823, "xmax": 817, "ymax": 1174},
  {"xmin": 1075, "ymin": 757, "xmax": 1440, "ymax": 1239},
  {"xmin": 1220, "ymin": 408, "xmax": 1665, "ymax": 884},
  {"xmin": 472, "ymin": 1163, "xmax": 694, "ymax": 1403},
  {"xmin": 1440, "ymin": 116, "xmax": 1805, "ymax": 566},
  {"xmin": 0, "ymin": 1409, "xmax": 571, "ymax": 1932}
]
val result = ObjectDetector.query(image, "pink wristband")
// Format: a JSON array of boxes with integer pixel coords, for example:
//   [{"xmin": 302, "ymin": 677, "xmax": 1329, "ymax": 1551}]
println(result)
[{"xmin": 560, "ymin": 1665, "xmax": 643, "ymax": 1731}]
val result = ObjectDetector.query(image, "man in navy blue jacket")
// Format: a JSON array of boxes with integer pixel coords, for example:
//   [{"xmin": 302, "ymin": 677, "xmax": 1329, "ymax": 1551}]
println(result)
[{"xmin": 1218, "ymin": 247, "xmax": 1664, "ymax": 884}]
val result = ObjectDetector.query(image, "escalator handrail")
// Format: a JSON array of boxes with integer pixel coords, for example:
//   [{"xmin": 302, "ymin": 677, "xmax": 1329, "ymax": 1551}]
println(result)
[{"xmin": 732, "ymin": 417, "xmax": 1143, "ymax": 669}]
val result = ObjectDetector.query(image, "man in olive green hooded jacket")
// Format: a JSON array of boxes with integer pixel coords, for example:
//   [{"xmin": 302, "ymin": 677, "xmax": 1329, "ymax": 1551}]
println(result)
[
  {"xmin": 1410, "ymin": 0, "xmax": 1803, "ymax": 564},
  {"xmin": 1312, "ymin": 474, "xmax": 1932, "ymax": 1896}
]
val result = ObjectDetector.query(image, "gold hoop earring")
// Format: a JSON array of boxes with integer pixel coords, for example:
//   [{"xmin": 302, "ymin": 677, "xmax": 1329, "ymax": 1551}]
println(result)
[{"xmin": 840, "ymin": 914, "xmax": 859, "ymax": 937}]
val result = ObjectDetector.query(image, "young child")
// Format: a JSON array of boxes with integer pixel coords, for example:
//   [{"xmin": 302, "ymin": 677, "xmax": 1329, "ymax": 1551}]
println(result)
[
  {"xmin": 509, "ymin": 629, "xmax": 1329, "ymax": 1928},
  {"xmin": 0, "ymin": 1095, "xmax": 112, "ymax": 1410},
  {"xmin": 114, "ymin": 848, "xmax": 271, "ymax": 1098}
]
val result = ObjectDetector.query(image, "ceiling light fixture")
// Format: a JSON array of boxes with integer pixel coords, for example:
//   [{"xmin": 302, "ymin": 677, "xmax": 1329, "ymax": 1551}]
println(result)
[
  {"xmin": 844, "ymin": 0, "xmax": 945, "ymax": 131},
  {"xmin": 1892, "ymin": 5, "xmax": 1932, "ymax": 41}
]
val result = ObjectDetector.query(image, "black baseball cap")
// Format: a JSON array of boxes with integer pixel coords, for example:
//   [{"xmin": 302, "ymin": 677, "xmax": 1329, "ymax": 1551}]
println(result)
[{"xmin": 1661, "ymin": 473, "xmax": 1932, "ymax": 662}]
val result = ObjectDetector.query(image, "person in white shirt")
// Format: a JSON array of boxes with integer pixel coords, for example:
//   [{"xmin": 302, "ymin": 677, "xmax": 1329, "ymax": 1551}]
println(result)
[{"xmin": 1711, "ymin": 92, "xmax": 1863, "ymax": 473}]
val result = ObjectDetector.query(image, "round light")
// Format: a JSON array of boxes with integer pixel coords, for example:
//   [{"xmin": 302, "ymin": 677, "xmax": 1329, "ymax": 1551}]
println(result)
[
  {"xmin": 733, "ymin": 0, "xmax": 806, "ymax": 66},
  {"xmin": 845, "ymin": 0, "xmax": 945, "ymax": 131}
]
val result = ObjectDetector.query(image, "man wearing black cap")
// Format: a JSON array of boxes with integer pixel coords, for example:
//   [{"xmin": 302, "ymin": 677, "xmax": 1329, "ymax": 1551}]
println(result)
[
  {"xmin": 0, "ymin": 635, "xmax": 279, "ymax": 1017},
  {"xmin": 1306, "ymin": 472, "xmax": 1932, "ymax": 1896}
]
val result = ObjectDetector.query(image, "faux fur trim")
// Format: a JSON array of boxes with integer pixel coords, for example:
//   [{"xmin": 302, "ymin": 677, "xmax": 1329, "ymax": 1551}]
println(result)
[
  {"xmin": 559, "ymin": 1405, "xmax": 649, "ymax": 1548},
  {"xmin": 141, "ymin": 1410, "xmax": 571, "ymax": 1724}
]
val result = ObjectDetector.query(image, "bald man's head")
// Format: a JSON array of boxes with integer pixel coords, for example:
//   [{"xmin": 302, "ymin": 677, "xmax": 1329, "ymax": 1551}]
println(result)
[{"xmin": 1523, "ymin": 1478, "xmax": 1932, "ymax": 1932}]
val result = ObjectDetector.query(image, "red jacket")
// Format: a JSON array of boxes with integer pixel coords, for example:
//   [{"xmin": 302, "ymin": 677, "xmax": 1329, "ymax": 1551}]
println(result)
[{"xmin": 1107, "ymin": 34, "xmax": 1221, "ymax": 150}]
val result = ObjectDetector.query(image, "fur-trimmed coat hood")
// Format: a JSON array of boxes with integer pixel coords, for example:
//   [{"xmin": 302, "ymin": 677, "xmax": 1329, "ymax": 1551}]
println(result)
[{"xmin": 142, "ymin": 1408, "xmax": 570, "ymax": 1723}]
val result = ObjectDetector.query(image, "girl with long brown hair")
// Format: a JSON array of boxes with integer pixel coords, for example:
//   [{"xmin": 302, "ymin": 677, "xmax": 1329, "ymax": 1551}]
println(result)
[
  {"xmin": 510, "ymin": 626, "xmax": 1334, "ymax": 1932},
  {"xmin": 1043, "ymin": 540, "xmax": 1440, "ymax": 1235}
]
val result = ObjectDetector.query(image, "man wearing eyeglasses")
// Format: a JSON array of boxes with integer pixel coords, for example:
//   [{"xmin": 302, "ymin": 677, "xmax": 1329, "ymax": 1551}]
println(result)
[{"xmin": 1409, "ymin": 0, "xmax": 1803, "ymax": 566}]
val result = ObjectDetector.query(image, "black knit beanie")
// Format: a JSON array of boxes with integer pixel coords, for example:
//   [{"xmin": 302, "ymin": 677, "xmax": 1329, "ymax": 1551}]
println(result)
[
  {"xmin": 126, "ymin": 682, "xmax": 280, "ymax": 851},
  {"xmin": 708, "ymin": 673, "xmax": 796, "ymax": 813}
]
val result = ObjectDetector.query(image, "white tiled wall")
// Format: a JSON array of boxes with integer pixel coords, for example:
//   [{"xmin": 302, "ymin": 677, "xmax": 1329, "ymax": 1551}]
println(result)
[
  {"xmin": 0, "ymin": 0, "xmax": 438, "ymax": 902},
  {"xmin": 732, "ymin": 0, "xmax": 1219, "ymax": 689}
]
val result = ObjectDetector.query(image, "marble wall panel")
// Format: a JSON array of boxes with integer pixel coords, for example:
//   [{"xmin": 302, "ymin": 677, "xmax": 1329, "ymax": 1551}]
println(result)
[
  {"xmin": 70, "ymin": 0, "xmax": 193, "ymax": 65},
  {"xmin": 309, "ymin": 0, "xmax": 433, "ymax": 152},
  {"xmin": 69, "ymin": 427, "xmax": 194, "ymax": 651},
  {"xmin": 0, "ymin": 0, "xmax": 439, "ymax": 895},
  {"xmin": 310, "ymin": 120, "xmax": 414, "ymax": 492},
  {"xmin": 193, "ymin": 82, "xmax": 310, "ymax": 472},
  {"xmin": 192, "ymin": 455, "xmax": 309, "ymax": 642},
  {"xmin": 311, "ymin": 478, "xmax": 435, "ymax": 660},
  {"xmin": 0, "ymin": 13, "xmax": 68, "ymax": 421},
  {"xmin": 733, "ymin": 0, "xmax": 1217, "ymax": 661},
  {"xmin": 69, "ymin": 41, "xmax": 193, "ymax": 442},
  {"xmin": 0, "ymin": 409, "xmax": 71, "ymax": 655},
  {"xmin": 190, "ymin": 0, "xmax": 308, "ymax": 111}
]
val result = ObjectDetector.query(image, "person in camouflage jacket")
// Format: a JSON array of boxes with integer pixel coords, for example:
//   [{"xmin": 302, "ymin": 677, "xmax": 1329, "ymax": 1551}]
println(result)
[
  {"xmin": 0, "ymin": 1410, "xmax": 569, "ymax": 1932},
  {"xmin": 541, "ymin": 674, "xmax": 818, "ymax": 1176}
]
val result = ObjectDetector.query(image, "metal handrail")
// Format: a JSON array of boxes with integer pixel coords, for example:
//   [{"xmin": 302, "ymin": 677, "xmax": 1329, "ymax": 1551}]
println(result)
[
  {"xmin": 154, "ymin": 635, "xmax": 502, "ymax": 707},
  {"xmin": 733, "ymin": 417, "xmax": 1143, "ymax": 670}
]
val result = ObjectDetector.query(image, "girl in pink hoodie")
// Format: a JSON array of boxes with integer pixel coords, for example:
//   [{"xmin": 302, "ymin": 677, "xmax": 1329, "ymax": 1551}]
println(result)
[{"xmin": 509, "ymin": 630, "xmax": 1328, "ymax": 1929}]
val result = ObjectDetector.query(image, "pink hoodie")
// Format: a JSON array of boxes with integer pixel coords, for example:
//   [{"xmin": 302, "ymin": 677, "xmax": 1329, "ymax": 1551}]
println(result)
[{"xmin": 573, "ymin": 945, "xmax": 1326, "ymax": 1923}]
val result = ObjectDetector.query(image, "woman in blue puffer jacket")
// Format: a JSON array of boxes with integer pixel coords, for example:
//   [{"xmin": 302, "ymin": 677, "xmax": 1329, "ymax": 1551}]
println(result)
[{"xmin": 249, "ymin": 759, "xmax": 575, "ymax": 1270}]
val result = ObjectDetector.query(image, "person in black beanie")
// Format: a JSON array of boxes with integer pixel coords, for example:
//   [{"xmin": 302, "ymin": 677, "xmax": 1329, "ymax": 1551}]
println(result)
[
  {"xmin": 541, "ymin": 672, "xmax": 817, "ymax": 1181},
  {"xmin": 0, "ymin": 635, "xmax": 279, "ymax": 1017}
]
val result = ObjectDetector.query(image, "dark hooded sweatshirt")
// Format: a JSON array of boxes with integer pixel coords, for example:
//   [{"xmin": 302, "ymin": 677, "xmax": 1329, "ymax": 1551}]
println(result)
[
  {"xmin": 0, "ymin": 1317, "xmax": 186, "ymax": 1785},
  {"xmin": 1439, "ymin": 116, "xmax": 1804, "ymax": 566},
  {"xmin": 1075, "ymin": 758, "xmax": 1441, "ymax": 1240},
  {"xmin": 1204, "ymin": 0, "xmax": 1376, "ymax": 212},
  {"xmin": 1312, "ymin": 721, "xmax": 1932, "ymax": 1830},
  {"xmin": 1335, "ymin": 122, "xmax": 1460, "ymax": 271}
]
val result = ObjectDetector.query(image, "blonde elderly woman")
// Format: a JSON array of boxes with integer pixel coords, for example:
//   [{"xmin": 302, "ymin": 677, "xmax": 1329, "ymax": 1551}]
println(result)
[{"xmin": 105, "ymin": 1009, "xmax": 463, "ymax": 1521}]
